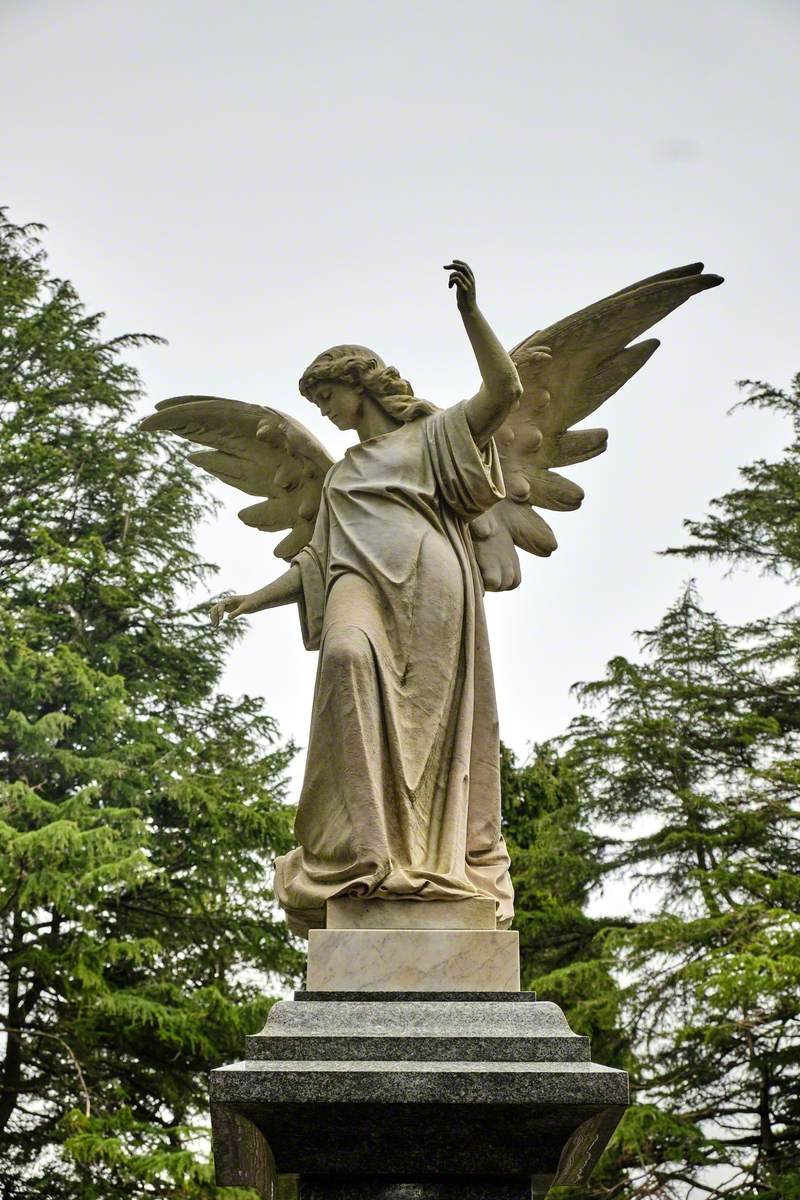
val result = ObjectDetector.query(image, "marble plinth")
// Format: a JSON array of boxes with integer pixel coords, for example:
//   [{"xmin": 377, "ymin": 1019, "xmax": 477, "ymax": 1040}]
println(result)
[
  {"xmin": 307, "ymin": 929, "xmax": 520, "ymax": 992},
  {"xmin": 326, "ymin": 896, "xmax": 496, "ymax": 930},
  {"xmin": 210, "ymin": 995, "xmax": 628, "ymax": 1198}
]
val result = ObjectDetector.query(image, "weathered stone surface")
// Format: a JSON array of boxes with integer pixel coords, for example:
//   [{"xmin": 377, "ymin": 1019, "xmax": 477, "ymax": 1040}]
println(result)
[
  {"xmin": 245, "ymin": 999, "xmax": 588, "ymax": 1062},
  {"xmin": 264, "ymin": 999, "xmax": 565, "ymax": 1035},
  {"xmin": 147, "ymin": 263, "xmax": 721, "ymax": 941},
  {"xmin": 326, "ymin": 896, "xmax": 496, "ymax": 930},
  {"xmin": 212, "ymin": 1057, "xmax": 626, "ymax": 1107},
  {"xmin": 307, "ymin": 929, "xmax": 520, "ymax": 992},
  {"xmin": 209, "ymin": 1101, "xmax": 277, "ymax": 1196},
  {"xmin": 297, "ymin": 1177, "xmax": 534, "ymax": 1199},
  {"xmin": 293, "ymin": 990, "xmax": 537, "ymax": 1002},
  {"xmin": 211, "ymin": 994, "xmax": 628, "ymax": 1197}
]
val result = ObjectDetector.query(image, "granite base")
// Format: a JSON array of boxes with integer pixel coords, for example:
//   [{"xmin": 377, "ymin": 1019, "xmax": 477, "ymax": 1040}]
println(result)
[
  {"xmin": 210, "ymin": 994, "xmax": 627, "ymax": 1199},
  {"xmin": 297, "ymin": 1176, "xmax": 535, "ymax": 1199}
]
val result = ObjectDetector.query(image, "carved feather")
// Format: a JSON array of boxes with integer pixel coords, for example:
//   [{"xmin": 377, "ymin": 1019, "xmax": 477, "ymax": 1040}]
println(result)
[
  {"xmin": 553, "ymin": 428, "xmax": 608, "ymax": 467},
  {"xmin": 525, "ymin": 469, "xmax": 585, "ymax": 512},
  {"xmin": 475, "ymin": 263, "xmax": 722, "ymax": 591},
  {"xmin": 141, "ymin": 396, "xmax": 335, "ymax": 560}
]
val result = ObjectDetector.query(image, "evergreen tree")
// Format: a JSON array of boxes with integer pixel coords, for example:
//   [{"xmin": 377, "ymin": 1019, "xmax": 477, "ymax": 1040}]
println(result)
[
  {"xmin": 558, "ymin": 377, "xmax": 800, "ymax": 1199},
  {"xmin": 666, "ymin": 375, "xmax": 800, "ymax": 582},
  {"xmin": 568, "ymin": 586, "xmax": 799, "ymax": 1199},
  {"xmin": 0, "ymin": 210, "xmax": 301, "ymax": 1198},
  {"xmin": 502, "ymin": 749, "xmax": 635, "ymax": 1200},
  {"xmin": 502, "ymin": 745, "xmax": 629, "ymax": 1066}
]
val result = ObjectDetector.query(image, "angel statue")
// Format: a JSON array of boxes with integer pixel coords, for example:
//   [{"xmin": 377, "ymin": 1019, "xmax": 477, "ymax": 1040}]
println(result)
[{"xmin": 142, "ymin": 259, "xmax": 721, "ymax": 936}]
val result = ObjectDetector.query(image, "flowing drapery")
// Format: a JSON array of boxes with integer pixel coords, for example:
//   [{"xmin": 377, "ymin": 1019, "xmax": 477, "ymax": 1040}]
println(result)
[{"xmin": 274, "ymin": 401, "xmax": 514, "ymax": 935}]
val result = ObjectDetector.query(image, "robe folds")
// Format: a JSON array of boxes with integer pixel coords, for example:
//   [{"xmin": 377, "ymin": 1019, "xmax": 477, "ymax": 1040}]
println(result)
[{"xmin": 273, "ymin": 400, "xmax": 515, "ymax": 936}]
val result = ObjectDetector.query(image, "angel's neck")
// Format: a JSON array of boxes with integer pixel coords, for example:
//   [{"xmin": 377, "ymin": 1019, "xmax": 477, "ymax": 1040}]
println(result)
[{"xmin": 355, "ymin": 395, "xmax": 403, "ymax": 443}]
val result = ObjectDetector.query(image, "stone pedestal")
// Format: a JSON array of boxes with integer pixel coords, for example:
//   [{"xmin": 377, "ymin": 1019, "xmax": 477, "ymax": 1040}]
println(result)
[
  {"xmin": 210, "ymin": 990, "xmax": 628, "ymax": 1199},
  {"xmin": 211, "ymin": 900, "xmax": 627, "ymax": 1197},
  {"xmin": 307, "ymin": 929, "xmax": 520, "ymax": 992},
  {"xmin": 326, "ymin": 896, "xmax": 497, "ymax": 930}
]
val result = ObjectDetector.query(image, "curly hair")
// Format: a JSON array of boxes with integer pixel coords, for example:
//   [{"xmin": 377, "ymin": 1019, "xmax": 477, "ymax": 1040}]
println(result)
[{"xmin": 299, "ymin": 345, "xmax": 438, "ymax": 423}]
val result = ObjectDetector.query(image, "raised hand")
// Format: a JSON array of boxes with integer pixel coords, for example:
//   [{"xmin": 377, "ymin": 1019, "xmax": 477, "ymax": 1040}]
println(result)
[{"xmin": 444, "ymin": 259, "xmax": 477, "ymax": 314}]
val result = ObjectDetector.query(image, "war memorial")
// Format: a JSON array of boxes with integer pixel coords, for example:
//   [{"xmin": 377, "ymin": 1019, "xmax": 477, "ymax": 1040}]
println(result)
[{"xmin": 143, "ymin": 258, "xmax": 721, "ymax": 1198}]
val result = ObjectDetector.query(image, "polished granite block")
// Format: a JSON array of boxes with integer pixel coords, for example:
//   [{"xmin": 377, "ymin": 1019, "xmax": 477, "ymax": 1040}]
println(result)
[
  {"xmin": 213, "ymin": 1057, "xmax": 627, "ymax": 1109},
  {"xmin": 298, "ymin": 1177, "xmax": 534, "ymax": 1199},
  {"xmin": 211, "ymin": 995, "xmax": 628, "ymax": 1197},
  {"xmin": 307, "ymin": 928, "xmax": 520, "ymax": 992},
  {"xmin": 293, "ymin": 990, "xmax": 537, "ymax": 1002},
  {"xmin": 245, "ymin": 998, "xmax": 589, "ymax": 1062}
]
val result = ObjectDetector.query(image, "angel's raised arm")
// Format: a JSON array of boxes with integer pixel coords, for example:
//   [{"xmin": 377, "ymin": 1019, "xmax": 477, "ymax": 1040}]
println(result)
[{"xmin": 445, "ymin": 260, "xmax": 545, "ymax": 448}]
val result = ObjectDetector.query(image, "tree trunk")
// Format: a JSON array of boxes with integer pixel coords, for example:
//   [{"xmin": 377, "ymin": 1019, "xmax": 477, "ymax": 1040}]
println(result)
[{"xmin": 0, "ymin": 910, "xmax": 23, "ymax": 1137}]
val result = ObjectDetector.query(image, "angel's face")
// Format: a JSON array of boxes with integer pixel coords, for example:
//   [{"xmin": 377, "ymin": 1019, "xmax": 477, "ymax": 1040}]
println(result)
[{"xmin": 313, "ymin": 382, "xmax": 362, "ymax": 431}]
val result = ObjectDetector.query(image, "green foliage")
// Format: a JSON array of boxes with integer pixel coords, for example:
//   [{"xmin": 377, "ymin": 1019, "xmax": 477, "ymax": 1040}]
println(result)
[
  {"xmin": 665, "ymin": 375, "xmax": 800, "ymax": 581},
  {"xmin": 0, "ymin": 210, "xmax": 302, "ymax": 1198},
  {"xmin": 503, "ymin": 745, "xmax": 635, "ymax": 1200},
  {"xmin": 576, "ymin": 378, "xmax": 800, "ymax": 1198},
  {"xmin": 568, "ymin": 585, "xmax": 800, "ymax": 1198},
  {"xmin": 502, "ymin": 745, "xmax": 630, "ymax": 1065},
  {"xmin": 508, "ymin": 375, "xmax": 800, "ymax": 1199}
]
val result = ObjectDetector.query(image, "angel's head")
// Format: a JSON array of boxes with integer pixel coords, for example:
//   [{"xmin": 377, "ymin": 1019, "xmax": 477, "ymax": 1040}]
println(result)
[{"xmin": 299, "ymin": 345, "xmax": 437, "ymax": 431}]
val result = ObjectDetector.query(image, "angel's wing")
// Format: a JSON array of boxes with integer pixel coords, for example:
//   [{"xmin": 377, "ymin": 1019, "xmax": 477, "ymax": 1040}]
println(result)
[
  {"xmin": 472, "ymin": 262, "xmax": 723, "ymax": 591},
  {"xmin": 140, "ymin": 396, "xmax": 335, "ymax": 559}
]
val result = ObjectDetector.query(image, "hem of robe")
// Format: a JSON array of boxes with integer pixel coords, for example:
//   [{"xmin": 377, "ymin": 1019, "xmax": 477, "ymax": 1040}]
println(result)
[
  {"xmin": 274, "ymin": 848, "xmax": 514, "ymax": 939},
  {"xmin": 280, "ymin": 403, "xmax": 514, "ymax": 941}
]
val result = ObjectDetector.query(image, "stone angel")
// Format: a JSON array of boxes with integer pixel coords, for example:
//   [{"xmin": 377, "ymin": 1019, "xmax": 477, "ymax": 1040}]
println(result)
[{"xmin": 142, "ymin": 260, "xmax": 721, "ymax": 936}]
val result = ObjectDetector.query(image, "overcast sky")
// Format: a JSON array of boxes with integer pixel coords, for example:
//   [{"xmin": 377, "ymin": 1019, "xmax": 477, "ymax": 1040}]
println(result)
[{"xmin": 3, "ymin": 0, "xmax": 799, "ymax": 799}]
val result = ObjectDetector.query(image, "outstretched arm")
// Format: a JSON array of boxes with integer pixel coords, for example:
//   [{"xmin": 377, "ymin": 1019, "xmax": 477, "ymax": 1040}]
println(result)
[
  {"xmin": 445, "ymin": 260, "xmax": 549, "ymax": 448},
  {"xmin": 210, "ymin": 563, "xmax": 302, "ymax": 625}
]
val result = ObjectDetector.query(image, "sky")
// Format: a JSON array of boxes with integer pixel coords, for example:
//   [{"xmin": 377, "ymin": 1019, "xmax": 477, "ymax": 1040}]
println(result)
[{"xmin": 2, "ymin": 0, "xmax": 799, "ymax": 802}]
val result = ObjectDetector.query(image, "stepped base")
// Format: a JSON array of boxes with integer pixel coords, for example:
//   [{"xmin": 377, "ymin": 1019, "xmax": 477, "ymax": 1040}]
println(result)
[
  {"xmin": 297, "ymin": 1176, "xmax": 537, "ymax": 1199},
  {"xmin": 210, "ymin": 994, "xmax": 627, "ymax": 1199}
]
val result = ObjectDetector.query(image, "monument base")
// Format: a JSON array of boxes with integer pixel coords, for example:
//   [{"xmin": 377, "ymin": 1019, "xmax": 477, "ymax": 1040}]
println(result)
[
  {"xmin": 307, "ymin": 928, "xmax": 520, "ymax": 991},
  {"xmin": 210, "ymin": 992, "xmax": 627, "ymax": 1199},
  {"xmin": 297, "ymin": 1176, "xmax": 537, "ymax": 1199},
  {"xmin": 325, "ymin": 896, "xmax": 497, "ymax": 930}
]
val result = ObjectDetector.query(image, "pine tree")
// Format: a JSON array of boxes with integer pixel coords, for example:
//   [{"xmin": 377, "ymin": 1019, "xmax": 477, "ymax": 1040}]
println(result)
[
  {"xmin": 666, "ymin": 375, "xmax": 800, "ymax": 582},
  {"xmin": 502, "ymin": 749, "xmax": 635, "ymax": 1200},
  {"xmin": 0, "ymin": 210, "xmax": 301, "ymax": 1198},
  {"xmin": 502, "ymin": 744, "xmax": 630, "ymax": 1066},
  {"xmin": 557, "ymin": 377, "xmax": 800, "ymax": 1199},
  {"xmin": 567, "ymin": 585, "xmax": 799, "ymax": 1198}
]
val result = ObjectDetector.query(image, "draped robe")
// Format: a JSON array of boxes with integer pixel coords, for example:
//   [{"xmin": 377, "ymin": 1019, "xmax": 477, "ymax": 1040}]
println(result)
[{"xmin": 273, "ymin": 401, "xmax": 515, "ymax": 935}]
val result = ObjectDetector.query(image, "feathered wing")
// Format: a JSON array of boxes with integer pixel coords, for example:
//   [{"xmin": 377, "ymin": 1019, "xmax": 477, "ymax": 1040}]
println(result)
[
  {"xmin": 140, "ymin": 396, "xmax": 335, "ymax": 559},
  {"xmin": 471, "ymin": 262, "xmax": 723, "ymax": 591}
]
